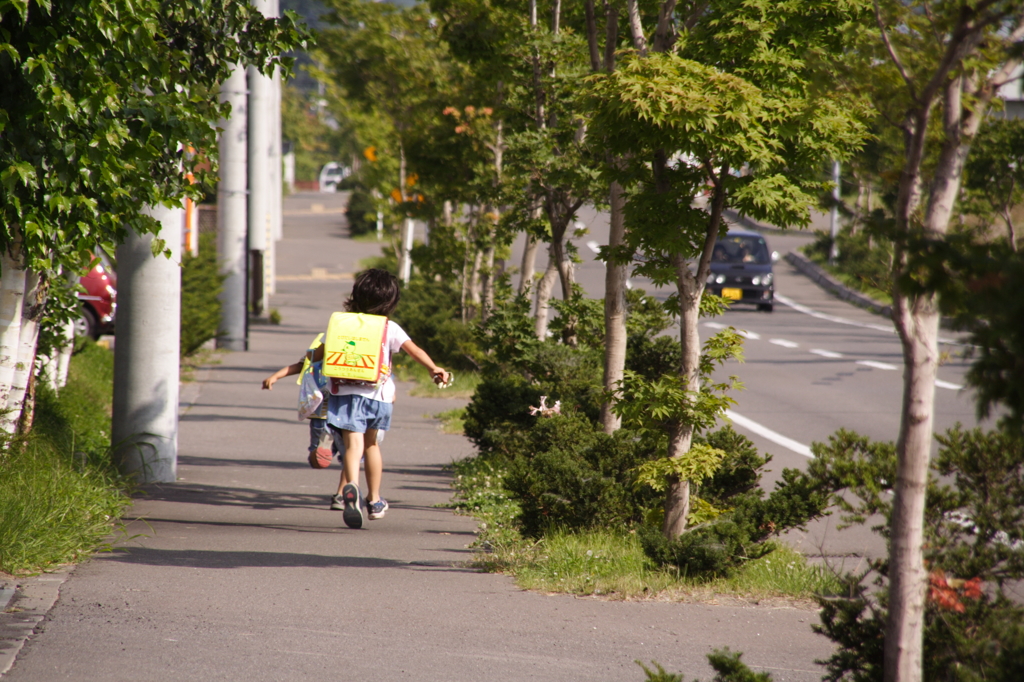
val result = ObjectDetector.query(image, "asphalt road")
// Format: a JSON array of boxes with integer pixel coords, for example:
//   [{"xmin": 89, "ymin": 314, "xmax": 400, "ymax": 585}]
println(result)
[{"xmin": 2, "ymin": 193, "xmax": 842, "ymax": 682}]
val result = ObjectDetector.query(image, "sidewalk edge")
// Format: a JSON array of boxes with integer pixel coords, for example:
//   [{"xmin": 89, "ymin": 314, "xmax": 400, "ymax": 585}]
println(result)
[{"xmin": 0, "ymin": 567, "xmax": 73, "ymax": 677}]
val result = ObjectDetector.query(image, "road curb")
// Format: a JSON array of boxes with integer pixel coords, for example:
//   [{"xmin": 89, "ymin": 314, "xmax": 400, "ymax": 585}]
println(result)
[
  {"xmin": 0, "ymin": 567, "xmax": 73, "ymax": 677},
  {"xmin": 783, "ymin": 251, "xmax": 894, "ymax": 318}
]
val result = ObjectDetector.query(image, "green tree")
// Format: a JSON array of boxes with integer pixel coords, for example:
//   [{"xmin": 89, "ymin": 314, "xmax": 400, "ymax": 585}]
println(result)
[
  {"xmin": 0, "ymin": 0, "xmax": 304, "ymax": 430},
  {"xmin": 586, "ymin": 0, "xmax": 867, "ymax": 540},
  {"xmin": 963, "ymin": 117, "xmax": 1024, "ymax": 251},
  {"xmin": 844, "ymin": 3, "xmax": 1024, "ymax": 678}
]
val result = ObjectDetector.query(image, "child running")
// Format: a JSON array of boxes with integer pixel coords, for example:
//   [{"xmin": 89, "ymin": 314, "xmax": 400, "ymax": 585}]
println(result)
[
  {"xmin": 262, "ymin": 334, "xmax": 342, "ymax": 470},
  {"xmin": 276, "ymin": 269, "xmax": 449, "ymax": 529}
]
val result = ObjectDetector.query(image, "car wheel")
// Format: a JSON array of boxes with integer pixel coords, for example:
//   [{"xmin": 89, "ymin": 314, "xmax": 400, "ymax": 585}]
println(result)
[
  {"xmin": 758, "ymin": 302, "xmax": 774, "ymax": 313},
  {"xmin": 75, "ymin": 306, "xmax": 99, "ymax": 340}
]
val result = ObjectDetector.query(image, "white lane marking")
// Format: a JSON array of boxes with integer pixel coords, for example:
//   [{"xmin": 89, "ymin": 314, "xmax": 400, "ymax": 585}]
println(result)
[
  {"xmin": 724, "ymin": 409, "xmax": 814, "ymax": 458},
  {"xmin": 770, "ymin": 338, "xmax": 799, "ymax": 348},
  {"xmin": 738, "ymin": 330, "xmax": 760, "ymax": 340},
  {"xmin": 704, "ymin": 322, "xmax": 727, "ymax": 330},
  {"xmin": 857, "ymin": 360, "xmax": 899, "ymax": 370},
  {"xmin": 774, "ymin": 293, "xmax": 896, "ymax": 334},
  {"xmin": 810, "ymin": 349, "xmax": 843, "ymax": 359},
  {"xmin": 935, "ymin": 380, "xmax": 963, "ymax": 390},
  {"xmin": 774, "ymin": 293, "xmax": 960, "ymax": 345}
]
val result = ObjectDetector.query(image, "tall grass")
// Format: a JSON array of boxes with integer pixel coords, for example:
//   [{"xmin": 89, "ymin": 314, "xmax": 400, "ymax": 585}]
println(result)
[{"xmin": 0, "ymin": 341, "xmax": 131, "ymax": 574}]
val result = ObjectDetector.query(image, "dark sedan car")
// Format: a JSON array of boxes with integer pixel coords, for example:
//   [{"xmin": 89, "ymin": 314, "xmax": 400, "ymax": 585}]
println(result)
[{"xmin": 705, "ymin": 229, "xmax": 778, "ymax": 312}]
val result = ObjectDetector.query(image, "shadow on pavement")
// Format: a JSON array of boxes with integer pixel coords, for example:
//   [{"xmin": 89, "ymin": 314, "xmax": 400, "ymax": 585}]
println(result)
[
  {"xmin": 99, "ymin": 547, "xmax": 478, "ymax": 573},
  {"xmin": 135, "ymin": 482, "xmax": 327, "ymax": 510}
]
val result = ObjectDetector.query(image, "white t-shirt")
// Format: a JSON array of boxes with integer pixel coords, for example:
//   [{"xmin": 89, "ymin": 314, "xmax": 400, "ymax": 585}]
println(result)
[{"xmin": 327, "ymin": 320, "xmax": 410, "ymax": 404}]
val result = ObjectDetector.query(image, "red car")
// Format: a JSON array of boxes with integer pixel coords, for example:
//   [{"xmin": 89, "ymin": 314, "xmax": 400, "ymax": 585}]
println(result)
[{"xmin": 76, "ymin": 255, "xmax": 116, "ymax": 339}]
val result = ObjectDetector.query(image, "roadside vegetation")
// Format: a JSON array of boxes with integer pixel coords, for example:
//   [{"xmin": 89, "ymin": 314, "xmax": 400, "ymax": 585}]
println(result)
[
  {"xmin": 307, "ymin": 0, "xmax": 1024, "ymax": 677},
  {"xmin": 0, "ymin": 242, "xmax": 227, "ymax": 576},
  {"xmin": 0, "ymin": 341, "xmax": 130, "ymax": 575}
]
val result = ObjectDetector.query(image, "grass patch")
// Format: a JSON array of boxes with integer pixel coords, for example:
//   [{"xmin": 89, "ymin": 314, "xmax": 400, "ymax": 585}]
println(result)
[
  {"xmin": 0, "ymin": 340, "xmax": 132, "ymax": 574},
  {"xmin": 393, "ymin": 356, "xmax": 480, "ymax": 399},
  {"xmin": 433, "ymin": 407, "xmax": 466, "ymax": 434},
  {"xmin": 449, "ymin": 454, "xmax": 843, "ymax": 602}
]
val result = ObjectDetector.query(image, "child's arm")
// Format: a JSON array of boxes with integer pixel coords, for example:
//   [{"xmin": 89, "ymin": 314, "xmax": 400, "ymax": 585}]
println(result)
[
  {"xmin": 262, "ymin": 360, "xmax": 304, "ymax": 390},
  {"xmin": 400, "ymin": 340, "xmax": 450, "ymax": 386}
]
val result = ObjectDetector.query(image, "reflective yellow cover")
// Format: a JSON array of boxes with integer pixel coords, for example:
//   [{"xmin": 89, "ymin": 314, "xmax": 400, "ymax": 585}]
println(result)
[{"xmin": 322, "ymin": 313, "xmax": 388, "ymax": 384}]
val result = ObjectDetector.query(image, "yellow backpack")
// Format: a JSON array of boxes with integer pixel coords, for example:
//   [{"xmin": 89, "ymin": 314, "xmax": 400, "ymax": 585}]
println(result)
[{"xmin": 322, "ymin": 312, "xmax": 389, "ymax": 387}]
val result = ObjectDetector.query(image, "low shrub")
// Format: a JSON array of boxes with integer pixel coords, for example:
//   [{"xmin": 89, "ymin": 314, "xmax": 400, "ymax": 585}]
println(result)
[
  {"xmin": 807, "ymin": 427, "xmax": 1024, "ymax": 682},
  {"xmin": 180, "ymin": 232, "xmax": 225, "ymax": 356},
  {"xmin": 345, "ymin": 185, "xmax": 379, "ymax": 237}
]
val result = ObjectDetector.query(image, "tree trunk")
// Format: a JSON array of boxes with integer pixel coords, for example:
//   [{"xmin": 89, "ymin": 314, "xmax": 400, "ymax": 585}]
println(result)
[
  {"xmin": 481, "ymin": 210, "xmax": 497, "ymax": 321},
  {"xmin": 468, "ymin": 245, "xmax": 483, "ymax": 320},
  {"xmin": 885, "ymin": 70, "xmax": 991, "ymax": 682},
  {"xmin": 519, "ymin": 234, "xmax": 539, "ymax": 295},
  {"xmin": 54, "ymin": 320, "xmax": 74, "ymax": 390},
  {"xmin": 0, "ymin": 240, "xmax": 27, "ymax": 417},
  {"xmin": 663, "ymin": 260, "xmax": 703, "ymax": 537},
  {"xmin": 663, "ymin": 167, "xmax": 726, "ymax": 538},
  {"xmin": 4, "ymin": 270, "xmax": 44, "ymax": 435},
  {"xmin": 601, "ymin": 180, "xmax": 628, "ymax": 434},
  {"xmin": 534, "ymin": 253, "xmax": 558, "ymax": 340}
]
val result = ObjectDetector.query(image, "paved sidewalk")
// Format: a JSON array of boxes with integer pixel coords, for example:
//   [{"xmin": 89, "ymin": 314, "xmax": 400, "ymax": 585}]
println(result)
[{"xmin": 2, "ymin": 193, "xmax": 835, "ymax": 681}]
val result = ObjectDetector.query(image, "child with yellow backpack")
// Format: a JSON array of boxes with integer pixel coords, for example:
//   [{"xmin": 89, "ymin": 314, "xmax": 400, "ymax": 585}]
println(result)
[{"xmin": 264, "ymin": 269, "xmax": 449, "ymax": 529}]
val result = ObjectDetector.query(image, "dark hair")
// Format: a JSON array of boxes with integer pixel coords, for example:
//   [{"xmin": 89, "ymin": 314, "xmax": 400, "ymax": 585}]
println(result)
[{"xmin": 345, "ymin": 268, "xmax": 401, "ymax": 316}]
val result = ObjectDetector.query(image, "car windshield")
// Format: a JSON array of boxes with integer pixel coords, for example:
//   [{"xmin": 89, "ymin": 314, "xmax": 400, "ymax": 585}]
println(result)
[{"xmin": 712, "ymin": 236, "xmax": 770, "ymax": 265}]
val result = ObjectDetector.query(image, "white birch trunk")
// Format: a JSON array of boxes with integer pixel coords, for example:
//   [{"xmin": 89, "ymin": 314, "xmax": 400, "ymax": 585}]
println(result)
[
  {"xmin": 3, "ymin": 270, "xmax": 42, "ymax": 435},
  {"xmin": 0, "ymin": 244, "xmax": 27, "ymax": 416},
  {"xmin": 54, "ymin": 321, "xmax": 75, "ymax": 390},
  {"xmin": 533, "ymin": 253, "xmax": 558, "ymax": 340},
  {"xmin": 519, "ymin": 234, "xmax": 538, "ymax": 295}
]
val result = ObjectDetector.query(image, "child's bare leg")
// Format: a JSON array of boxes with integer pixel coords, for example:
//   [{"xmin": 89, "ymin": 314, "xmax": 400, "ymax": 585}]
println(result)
[
  {"xmin": 334, "ymin": 470, "xmax": 350, "ymax": 496},
  {"xmin": 364, "ymin": 429, "xmax": 383, "ymax": 502},
  {"xmin": 341, "ymin": 430, "xmax": 364, "ymax": 492}
]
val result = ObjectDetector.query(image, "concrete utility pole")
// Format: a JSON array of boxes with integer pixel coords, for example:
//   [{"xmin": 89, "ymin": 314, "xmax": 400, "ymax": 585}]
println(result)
[
  {"xmin": 248, "ymin": 0, "xmax": 280, "ymax": 315},
  {"xmin": 218, "ymin": 64, "xmax": 248, "ymax": 351},
  {"xmin": 112, "ymin": 203, "xmax": 183, "ymax": 483}
]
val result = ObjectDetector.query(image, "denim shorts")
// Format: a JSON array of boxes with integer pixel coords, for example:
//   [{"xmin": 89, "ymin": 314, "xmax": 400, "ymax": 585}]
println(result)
[{"xmin": 327, "ymin": 394, "xmax": 392, "ymax": 433}]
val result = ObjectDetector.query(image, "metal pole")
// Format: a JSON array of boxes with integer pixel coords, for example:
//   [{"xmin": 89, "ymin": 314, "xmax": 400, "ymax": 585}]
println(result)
[
  {"xmin": 829, "ymin": 160, "xmax": 840, "ymax": 265},
  {"xmin": 217, "ymin": 64, "xmax": 248, "ymax": 351},
  {"xmin": 112, "ymin": 203, "xmax": 183, "ymax": 483}
]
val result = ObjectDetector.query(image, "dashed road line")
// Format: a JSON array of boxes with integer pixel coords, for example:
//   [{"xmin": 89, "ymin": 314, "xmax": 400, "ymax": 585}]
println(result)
[
  {"xmin": 810, "ymin": 349, "xmax": 843, "ymax": 359},
  {"xmin": 769, "ymin": 338, "xmax": 799, "ymax": 348},
  {"xmin": 857, "ymin": 360, "xmax": 899, "ymax": 371},
  {"xmin": 935, "ymin": 380, "xmax": 964, "ymax": 390},
  {"xmin": 737, "ymin": 330, "xmax": 760, "ymax": 340},
  {"xmin": 724, "ymin": 409, "xmax": 814, "ymax": 458}
]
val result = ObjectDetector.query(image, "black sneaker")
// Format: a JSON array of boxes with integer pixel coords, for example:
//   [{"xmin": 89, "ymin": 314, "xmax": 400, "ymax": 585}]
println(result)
[
  {"xmin": 330, "ymin": 494, "xmax": 344, "ymax": 511},
  {"xmin": 367, "ymin": 498, "xmax": 389, "ymax": 520},
  {"xmin": 341, "ymin": 483, "xmax": 363, "ymax": 529}
]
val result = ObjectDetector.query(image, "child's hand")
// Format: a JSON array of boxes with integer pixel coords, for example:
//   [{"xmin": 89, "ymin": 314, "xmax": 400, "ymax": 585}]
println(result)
[
  {"xmin": 431, "ymin": 369, "xmax": 451, "ymax": 388},
  {"xmin": 262, "ymin": 376, "xmax": 277, "ymax": 390}
]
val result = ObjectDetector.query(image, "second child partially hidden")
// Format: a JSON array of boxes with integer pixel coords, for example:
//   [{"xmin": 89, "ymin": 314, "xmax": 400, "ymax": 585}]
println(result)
[{"xmin": 269, "ymin": 269, "xmax": 449, "ymax": 530}]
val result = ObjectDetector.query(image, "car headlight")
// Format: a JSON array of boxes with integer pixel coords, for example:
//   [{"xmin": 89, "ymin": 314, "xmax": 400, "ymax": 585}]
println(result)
[
  {"xmin": 715, "ymin": 274, "xmax": 726, "ymax": 284},
  {"xmin": 751, "ymin": 274, "xmax": 773, "ymax": 287}
]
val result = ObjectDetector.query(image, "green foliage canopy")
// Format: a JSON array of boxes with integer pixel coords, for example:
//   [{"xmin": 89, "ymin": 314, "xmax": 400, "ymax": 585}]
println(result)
[{"xmin": 0, "ymin": 0, "xmax": 305, "ymax": 273}]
